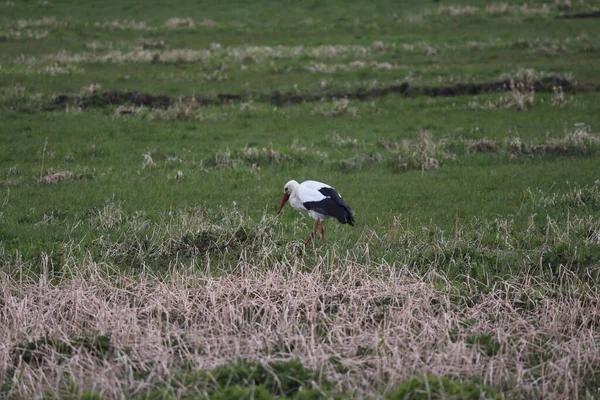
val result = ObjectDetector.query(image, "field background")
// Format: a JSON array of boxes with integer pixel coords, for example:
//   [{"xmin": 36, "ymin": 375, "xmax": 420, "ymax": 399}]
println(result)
[{"xmin": 1, "ymin": 0, "xmax": 600, "ymax": 398}]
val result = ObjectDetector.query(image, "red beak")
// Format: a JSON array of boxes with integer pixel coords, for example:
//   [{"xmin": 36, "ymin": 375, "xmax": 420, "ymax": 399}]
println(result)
[{"xmin": 278, "ymin": 193, "xmax": 289, "ymax": 214}]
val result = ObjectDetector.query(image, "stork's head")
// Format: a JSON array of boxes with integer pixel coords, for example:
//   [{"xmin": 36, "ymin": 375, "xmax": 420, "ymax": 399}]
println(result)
[{"xmin": 278, "ymin": 180, "xmax": 299, "ymax": 213}]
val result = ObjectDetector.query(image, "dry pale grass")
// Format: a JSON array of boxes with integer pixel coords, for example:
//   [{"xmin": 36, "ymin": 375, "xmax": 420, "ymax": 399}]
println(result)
[
  {"xmin": 469, "ymin": 82, "xmax": 535, "ymax": 111},
  {"xmin": 164, "ymin": 17, "xmax": 195, "ymax": 29},
  {"xmin": 214, "ymin": 146, "xmax": 291, "ymax": 168},
  {"xmin": 503, "ymin": 80, "xmax": 536, "ymax": 111},
  {"xmin": 307, "ymin": 61, "xmax": 397, "ymax": 73},
  {"xmin": 528, "ymin": 182, "xmax": 600, "ymax": 211},
  {"xmin": 385, "ymin": 130, "xmax": 445, "ymax": 171},
  {"xmin": 11, "ymin": 35, "xmax": 591, "ymax": 70},
  {"xmin": 93, "ymin": 19, "xmax": 155, "ymax": 31},
  {"xmin": 466, "ymin": 139, "xmax": 499, "ymax": 153},
  {"xmin": 1, "ymin": 29, "xmax": 49, "ymax": 40},
  {"xmin": 25, "ymin": 44, "xmax": 378, "ymax": 67},
  {"xmin": 508, "ymin": 128, "xmax": 600, "ymax": 157},
  {"xmin": 314, "ymin": 98, "xmax": 358, "ymax": 117},
  {"xmin": 552, "ymin": 85, "xmax": 566, "ymax": 107},
  {"xmin": 40, "ymin": 64, "xmax": 77, "ymax": 76},
  {"xmin": 0, "ymin": 17, "xmax": 64, "ymax": 40},
  {"xmin": 36, "ymin": 170, "xmax": 73, "ymax": 184},
  {"xmin": 331, "ymin": 133, "xmax": 360, "ymax": 148},
  {"xmin": 2, "ymin": 253, "xmax": 600, "ymax": 398},
  {"xmin": 437, "ymin": 5, "xmax": 479, "ymax": 16},
  {"xmin": 403, "ymin": 2, "xmax": 553, "ymax": 23}
]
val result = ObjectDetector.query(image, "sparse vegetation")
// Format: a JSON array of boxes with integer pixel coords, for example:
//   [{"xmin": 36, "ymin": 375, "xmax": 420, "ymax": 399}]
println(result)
[{"xmin": 1, "ymin": 0, "xmax": 599, "ymax": 398}]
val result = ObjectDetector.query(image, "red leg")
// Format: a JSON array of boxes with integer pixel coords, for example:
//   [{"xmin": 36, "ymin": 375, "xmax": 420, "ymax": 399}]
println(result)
[
  {"xmin": 305, "ymin": 219, "xmax": 320, "ymax": 245},
  {"xmin": 319, "ymin": 220, "xmax": 326, "ymax": 244}
]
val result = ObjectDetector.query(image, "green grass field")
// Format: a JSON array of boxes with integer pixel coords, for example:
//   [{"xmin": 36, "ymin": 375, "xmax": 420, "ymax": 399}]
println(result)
[{"xmin": 1, "ymin": 0, "xmax": 600, "ymax": 398}]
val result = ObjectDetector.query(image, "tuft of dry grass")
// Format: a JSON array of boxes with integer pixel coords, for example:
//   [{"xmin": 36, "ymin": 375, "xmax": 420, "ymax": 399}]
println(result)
[
  {"xmin": 552, "ymin": 85, "xmax": 566, "ymax": 107},
  {"xmin": 507, "ymin": 128, "xmax": 600, "ymax": 157},
  {"xmin": 214, "ymin": 146, "xmax": 292, "ymax": 168},
  {"xmin": 315, "ymin": 98, "xmax": 358, "ymax": 117},
  {"xmin": 528, "ymin": 182, "xmax": 600, "ymax": 210},
  {"xmin": 331, "ymin": 133, "xmax": 360, "ymax": 148},
  {"xmin": 199, "ymin": 18, "xmax": 217, "ymax": 28},
  {"xmin": 437, "ymin": 5, "xmax": 479, "ymax": 16},
  {"xmin": 0, "ymin": 18, "xmax": 64, "ymax": 40},
  {"xmin": 143, "ymin": 152, "xmax": 156, "ymax": 168},
  {"xmin": 503, "ymin": 80, "xmax": 535, "ymax": 111},
  {"xmin": 134, "ymin": 38, "xmax": 166, "ymax": 50},
  {"xmin": 37, "ymin": 170, "xmax": 73, "ymax": 184},
  {"xmin": 307, "ymin": 60, "xmax": 398, "ymax": 73},
  {"xmin": 556, "ymin": 0, "xmax": 572, "ymax": 10},
  {"xmin": 486, "ymin": 3, "xmax": 510, "ymax": 15},
  {"xmin": 164, "ymin": 17, "xmax": 196, "ymax": 29},
  {"xmin": 94, "ymin": 19, "xmax": 156, "ymax": 31},
  {"xmin": 466, "ymin": 139, "xmax": 498, "ymax": 153},
  {"xmin": 395, "ymin": 130, "xmax": 443, "ymax": 171}
]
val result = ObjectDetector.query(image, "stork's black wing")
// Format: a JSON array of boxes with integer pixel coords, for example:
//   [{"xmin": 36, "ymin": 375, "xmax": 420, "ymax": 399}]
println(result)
[{"xmin": 303, "ymin": 187, "xmax": 355, "ymax": 226}]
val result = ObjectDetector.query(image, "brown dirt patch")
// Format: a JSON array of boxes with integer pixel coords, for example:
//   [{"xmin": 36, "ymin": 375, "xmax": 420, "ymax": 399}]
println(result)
[
  {"xmin": 557, "ymin": 11, "xmax": 600, "ymax": 19},
  {"xmin": 46, "ymin": 76, "xmax": 589, "ymax": 111}
]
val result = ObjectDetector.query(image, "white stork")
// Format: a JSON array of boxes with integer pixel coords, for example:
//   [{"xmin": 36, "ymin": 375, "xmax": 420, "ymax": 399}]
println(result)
[{"xmin": 277, "ymin": 180, "xmax": 355, "ymax": 245}]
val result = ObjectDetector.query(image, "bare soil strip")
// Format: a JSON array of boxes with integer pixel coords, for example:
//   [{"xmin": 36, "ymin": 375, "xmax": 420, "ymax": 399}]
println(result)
[
  {"xmin": 557, "ymin": 11, "xmax": 600, "ymax": 19},
  {"xmin": 44, "ymin": 77, "xmax": 598, "ymax": 111}
]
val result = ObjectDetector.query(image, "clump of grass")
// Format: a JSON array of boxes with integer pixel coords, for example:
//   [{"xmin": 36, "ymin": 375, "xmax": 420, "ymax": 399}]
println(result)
[
  {"xmin": 466, "ymin": 139, "xmax": 498, "ymax": 153},
  {"xmin": 199, "ymin": 360, "xmax": 331, "ymax": 397},
  {"xmin": 437, "ymin": 5, "xmax": 479, "ymax": 17},
  {"xmin": 556, "ymin": 0, "xmax": 572, "ymax": 11},
  {"xmin": 340, "ymin": 152, "xmax": 383, "ymax": 170},
  {"xmin": 93, "ymin": 19, "xmax": 156, "ymax": 31},
  {"xmin": 36, "ymin": 170, "xmax": 73, "ymax": 184},
  {"xmin": 7, "ymin": 16, "xmax": 65, "ymax": 30},
  {"xmin": 508, "ymin": 128, "xmax": 600, "ymax": 157},
  {"xmin": 241, "ymin": 146, "xmax": 290, "ymax": 164},
  {"xmin": 517, "ymin": 3, "xmax": 551, "ymax": 15},
  {"xmin": 40, "ymin": 64, "xmax": 80, "ymax": 76},
  {"xmin": 1, "ymin": 28, "xmax": 49, "ymax": 40},
  {"xmin": 0, "ymin": 85, "xmax": 49, "ymax": 112},
  {"xmin": 13, "ymin": 334, "xmax": 112, "ymax": 366},
  {"xmin": 378, "ymin": 132, "xmax": 461, "ymax": 171},
  {"xmin": 85, "ymin": 40, "xmax": 112, "ymax": 50},
  {"xmin": 485, "ymin": 3, "xmax": 510, "ymax": 15},
  {"xmin": 199, "ymin": 18, "xmax": 218, "ymax": 28},
  {"xmin": 331, "ymin": 133, "xmax": 360, "ymax": 148},
  {"xmin": 393, "ymin": 130, "xmax": 446, "ymax": 171},
  {"xmin": 142, "ymin": 152, "xmax": 156, "ymax": 168},
  {"xmin": 213, "ymin": 146, "xmax": 292, "ymax": 168},
  {"xmin": 551, "ymin": 85, "xmax": 566, "ymax": 107},
  {"xmin": 115, "ymin": 104, "xmax": 144, "ymax": 115},
  {"xmin": 503, "ymin": 80, "xmax": 535, "ymax": 111},
  {"xmin": 528, "ymin": 183, "xmax": 600, "ymax": 210},
  {"xmin": 387, "ymin": 376, "xmax": 500, "ymax": 400},
  {"xmin": 134, "ymin": 38, "xmax": 166, "ymax": 50},
  {"xmin": 315, "ymin": 98, "xmax": 358, "ymax": 117},
  {"xmin": 151, "ymin": 98, "xmax": 204, "ymax": 120},
  {"xmin": 469, "ymin": 77, "xmax": 536, "ymax": 111},
  {"xmin": 307, "ymin": 60, "xmax": 398, "ymax": 73},
  {"xmin": 164, "ymin": 17, "xmax": 195, "ymax": 29}
]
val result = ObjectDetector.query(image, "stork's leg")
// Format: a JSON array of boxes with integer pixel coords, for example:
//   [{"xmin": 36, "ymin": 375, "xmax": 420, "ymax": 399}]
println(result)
[
  {"xmin": 319, "ymin": 220, "xmax": 326, "ymax": 244},
  {"xmin": 305, "ymin": 219, "xmax": 320, "ymax": 245}
]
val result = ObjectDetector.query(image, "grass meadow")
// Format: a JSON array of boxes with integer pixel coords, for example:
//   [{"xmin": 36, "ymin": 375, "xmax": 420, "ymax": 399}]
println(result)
[{"xmin": 1, "ymin": 0, "xmax": 600, "ymax": 398}]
